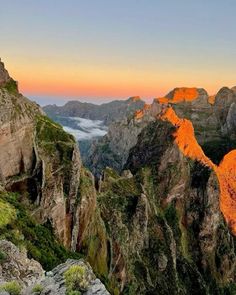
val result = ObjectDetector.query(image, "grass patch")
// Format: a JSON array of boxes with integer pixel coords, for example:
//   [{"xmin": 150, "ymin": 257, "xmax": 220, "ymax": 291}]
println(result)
[
  {"xmin": 0, "ymin": 281, "xmax": 21, "ymax": 295},
  {"xmin": 3, "ymin": 79, "xmax": 18, "ymax": 94},
  {"xmin": 32, "ymin": 284, "xmax": 43, "ymax": 294},
  {"xmin": 0, "ymin": 199, "xmax": 16, "ymax": 228},
  {"xmin": 0, "ymin": 192, "xmax": 82, "ymax": 270},
  {"xmin": 64, "ymin": 265, "xmax": 87, "ymax": 293}
]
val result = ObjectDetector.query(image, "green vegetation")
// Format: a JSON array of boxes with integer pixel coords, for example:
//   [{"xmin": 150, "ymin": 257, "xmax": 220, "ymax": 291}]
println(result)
[
  {"xmin": 64, "ymin": 265, "xmax": 87, "ymax": 294},
  {"xmin": 36, "ymin": 115, "xmax": 75, "ymax": 196},
  {"xmin": 3, "ymin": 79, "xmax": 18, "ymax": 94},
  {"xmin": 0, "ymin": 192, "xmax": 82, "ymax": 270},
  {"xmin": 77, "ymin": 168, "xmax": 94, "ymax": 204},
  {"xmin": 0, "ymin": 281, "xmax": 22, "ymax": 295},
  {"xmin": 36, "ymin": 115, "xmax": 74, "ymax": 145},
  {"xmin": 0, "ymin": 198, "xmax": 16, "ymax": 228},
  {"xmin": 0, "ymin": 250, "xmax": 6, "ymax": 262},
  {"xmin": 32, "ymin": 284, "xmax": 43, "ymax": 294},
  {"xmin": 36, "ymin": 115, "xmax": 75, "ymax": 160}
]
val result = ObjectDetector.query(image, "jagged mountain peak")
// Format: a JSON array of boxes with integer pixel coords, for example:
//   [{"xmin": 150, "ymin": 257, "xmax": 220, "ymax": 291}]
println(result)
[
  {"xmin": 164, "ymin": 87, "xmax": 208, "ymax": 103},
  {"xmin": 0, "ymin": 58, "xmax": 12, "ymax": 86},
  {"xmin": 127, "ymin": 96, "xmax": 142, "ymax": 102},
  {"xmin": 214, "ymin": 86, "xmax": 236, "ymax": 106},
  {"xmin": 231, "ymin": 86, "xmax": 236, "ymax": 93}
]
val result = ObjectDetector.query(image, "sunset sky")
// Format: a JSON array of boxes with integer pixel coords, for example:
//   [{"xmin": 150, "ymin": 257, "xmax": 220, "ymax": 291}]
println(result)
[{"xmin": 1, "ymin": 0, "xmax": 236, "ymax": 104}]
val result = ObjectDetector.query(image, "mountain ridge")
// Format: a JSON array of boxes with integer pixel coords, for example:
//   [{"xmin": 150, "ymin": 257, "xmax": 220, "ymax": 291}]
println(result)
[
  {"xmin": 43, "ymin": 96, "xmax": 145, "ymax": 125},
  {"xmin": 1, "ymin": 59, "xmax": 236, "ymax": 294}
]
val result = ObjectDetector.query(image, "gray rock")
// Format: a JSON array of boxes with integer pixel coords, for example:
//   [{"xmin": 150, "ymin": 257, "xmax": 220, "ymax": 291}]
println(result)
[
  {"xmin": 25, "ymin": 259, "xmax": 110, "ymax": 295},
  {"xmin": 0, "ymin": 240, "xmax": 44, "ymax": 288},
  {"xmin": 0, "ymin": 59, "xmax": 10, "ymax": 86}
]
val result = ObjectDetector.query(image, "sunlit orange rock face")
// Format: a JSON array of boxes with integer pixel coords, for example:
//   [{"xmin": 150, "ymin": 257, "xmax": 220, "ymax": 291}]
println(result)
[
  {"xmin": 155, "ymin": 97, "xmax": 169, "ymax": 104},
  {"xmin": 208, "ymin": 95, "xmax": 216, "ymax": 105},
  {"xmin": 134, "ymin": 109, "xmax": 145, "ymax": 120},
  {"xmin": 130, "ymin": 96, "xmax": 141, "ymax": 102},
  {"xmin": 143, "ymin": 103, "xmax": 151, "ymax": 111},
  {"xmin": 160, "ymin": 107, "xmax": 215, "ymax": 169},
  {"xmin": 160, "ymin": 106, "xmax": 236, "ymax": 235},
  {"xmin": 217, "ymin": 151, "xmax": 236, "ymax": 235},
  {"xmin": 134, "ymin": 103, "xmax": 151, "ymax": 119},
  {"xmin": 160, "ymin": 87, "xmax": 199, "ymax": 104}
]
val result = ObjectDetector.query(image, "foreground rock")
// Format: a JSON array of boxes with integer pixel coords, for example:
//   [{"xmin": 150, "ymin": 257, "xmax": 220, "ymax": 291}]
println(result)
[
  {"xmin": 0, "ymin": 240, "xmax": 44, "ymax": 287},
  {"xmin": 28, "ymin": 259, "xmax": 110, "ymax": 295},
  {"xmin": 0, "ymin": 241, "xmax": 109, "ymax": 295}
]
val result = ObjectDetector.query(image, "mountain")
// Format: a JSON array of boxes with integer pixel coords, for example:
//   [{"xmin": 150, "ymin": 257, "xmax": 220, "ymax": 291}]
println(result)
[
  {"xmin": 1, "ymin": 59, "xmax": 236, "ymax": 294},
  {"xmin": 43, "ymin": 97, "xmax": 145, "ymax": 161},
  {"xmin": 43, "ymin": 97, "xmax": 145, "ymax": 125},
  {"xmin": 85, "ymin": 86, "xmax": 236, "ymax": 175}
]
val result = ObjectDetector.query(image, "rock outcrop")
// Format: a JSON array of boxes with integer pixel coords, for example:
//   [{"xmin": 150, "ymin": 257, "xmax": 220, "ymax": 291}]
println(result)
[
  {"xmin": 0, "ymin": 60, "xmax": 95, "ymax": 253},
  {"xmin": 85, "ymin": 114, "xmax": 155, "ymax": 177},
  {"xmin": 0, "ymin": 241, "xmax": 109, "ymax": 295},
  {"xmin": 0, "ymin": 240, "xmax": 44, "ymax": 287},
  {"xmin": 0, "ymin": 59, "xmax": 11, "ymax": 87},
  {"xmin": 34, "ymin": 259, "xmax": 110, "ymax": 295}
]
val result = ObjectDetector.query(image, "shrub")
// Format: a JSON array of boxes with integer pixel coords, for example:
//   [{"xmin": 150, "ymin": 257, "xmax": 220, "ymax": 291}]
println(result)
[
  {"xmin": 0, "ymin": 281, "xmax": 22, "ymax": 295},
  {"xmin": 32, "ymin": 283, "xmax": 43, "ymax": 294},
  {"xmin": 0, "ymin": 199, "xmax": 16, "ymax": 228},
  {"xmin": 64, "ymin": 265, "xmax": 88, "ymax": 293},
  {"xmin": 3, "ymin": 79, "xmax": 18, "ymax": 94},
  {"xmin": 0, "ymin": 192, "xmax": 82, "ymax": 271},
  {"xmin": 0, "ymin": 250, "xmax": 6, "ymax": 262}
]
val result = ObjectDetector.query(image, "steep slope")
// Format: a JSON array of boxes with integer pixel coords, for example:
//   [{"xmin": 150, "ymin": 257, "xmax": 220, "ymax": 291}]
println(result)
[
  {"xmin": 93, "ymin": 118, "xmax": 236, "ymax": 294},
  {"xmin": 160, "ymin": 107, "xmax": 236, "ymax": 237},
  {"xmin": 84, "ymin": 90, "xmax": 236, "ymax": 293},
  {"xmin": 0, "ymin": 60, "xmax": 97, "ymax": 259},
  {"xmin": 85, "ymin": 113, "xmax": 155, "ymax": 177}
]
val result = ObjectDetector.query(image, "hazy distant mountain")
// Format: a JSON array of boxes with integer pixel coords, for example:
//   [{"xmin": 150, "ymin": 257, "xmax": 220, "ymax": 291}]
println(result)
[
  {"xmin": 43, "ymin": 96, "xmax": 145, "ymax": 125},
  {"xmin": 43, "ymin": 97, "xmax": 145, "ymax": 159}
]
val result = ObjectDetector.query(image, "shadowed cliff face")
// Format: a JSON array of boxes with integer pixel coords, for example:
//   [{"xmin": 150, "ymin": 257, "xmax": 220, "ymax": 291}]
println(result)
[
  {"xmin": 83, "ymin": 89, "xmax": 236, "ymax": 293},
  {"xmin": 0, "ymin": 60, "xmax": 97, "ymax": 253},
  {"xmin": 0, "ymin": 59, "xmax": 11, "ymax": 86},
  {"xmin": 217, "ymin": 151, "xmax": 236, "ymax": 235},
  {"xmin": 87, "ymin": 87, "xmax": 236, "ymax": 239},
  {"xmin": 160, "ymin": 106, "xmax": 236, "ymax": 237}
]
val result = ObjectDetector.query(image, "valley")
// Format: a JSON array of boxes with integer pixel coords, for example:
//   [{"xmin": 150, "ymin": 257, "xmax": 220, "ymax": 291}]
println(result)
[{"xmin": 1, "ymin": 59, "xmax": 236, "ymax": 295}]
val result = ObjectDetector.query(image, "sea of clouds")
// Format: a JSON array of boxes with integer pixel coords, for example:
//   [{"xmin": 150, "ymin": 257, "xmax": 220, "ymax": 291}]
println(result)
[{"xmin": 62, "ymin": 117, "xmax": 108, "ymax": 141}]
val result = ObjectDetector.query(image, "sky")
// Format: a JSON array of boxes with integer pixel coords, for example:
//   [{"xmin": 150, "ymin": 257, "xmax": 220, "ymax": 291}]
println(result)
[{"xmin": 1, "ymin": 0, "xmax": 236, "ymax": 105}]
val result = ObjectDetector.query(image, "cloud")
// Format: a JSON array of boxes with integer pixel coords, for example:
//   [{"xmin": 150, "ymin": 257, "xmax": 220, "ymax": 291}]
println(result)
[{"xmin": 62, "ymin": 117, "xmax": 108, "ymax": 141}]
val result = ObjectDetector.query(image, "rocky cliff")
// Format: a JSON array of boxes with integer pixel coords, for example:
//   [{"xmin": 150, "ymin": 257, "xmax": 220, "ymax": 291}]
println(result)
[
  {"xmin": 0, "ymin": 59, "xmax": 110, "ymax": 294},
  {"xmin": 83, "ymin": 87, "xmax": 236, "ymax": 294},
  {"xmin": 1, "ymin": 59, "xmax": 236, "ymax": 294}
]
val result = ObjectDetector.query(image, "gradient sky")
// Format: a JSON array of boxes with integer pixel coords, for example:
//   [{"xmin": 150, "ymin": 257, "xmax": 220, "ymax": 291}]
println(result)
[{"xmin": 1, "ymin": 0, "xmax": 236, "ymax": 104}]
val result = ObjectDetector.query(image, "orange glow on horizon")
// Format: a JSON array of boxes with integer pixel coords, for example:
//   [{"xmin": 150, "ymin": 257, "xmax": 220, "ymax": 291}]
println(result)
[{"xmin": 3, "ymin": 58, "xmax": 226, "ymax": 100}]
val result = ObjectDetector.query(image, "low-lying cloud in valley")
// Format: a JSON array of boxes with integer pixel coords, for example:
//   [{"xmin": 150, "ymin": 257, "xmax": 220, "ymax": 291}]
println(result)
[{"xmin": 62, "ymin": 117, "xmax": 108, "ymax": 141}]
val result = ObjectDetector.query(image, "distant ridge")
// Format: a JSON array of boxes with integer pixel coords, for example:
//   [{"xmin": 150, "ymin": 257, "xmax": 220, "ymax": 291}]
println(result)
[{"xmin": 43, "ymin": 97, "xmax": 145, "ymax": 125}]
